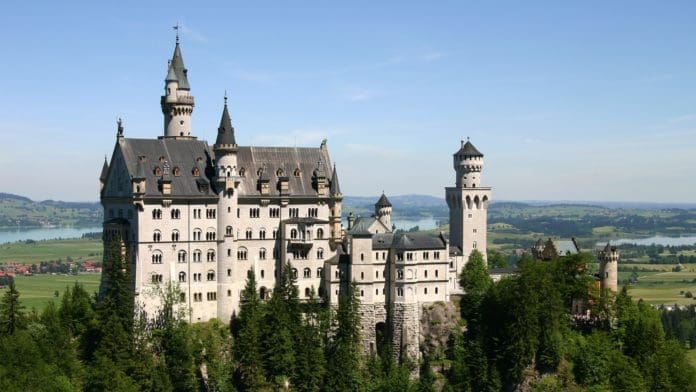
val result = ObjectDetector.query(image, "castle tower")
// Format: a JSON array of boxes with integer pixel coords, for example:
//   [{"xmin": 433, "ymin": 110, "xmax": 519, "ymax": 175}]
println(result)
[
  {"xmin": 213, "ymin": 95, "xmax": 239, "ymax": 321},
  {"xmin": 375, "ymin": 193, "xmax": 392, "ymax": 230},
  {"xmin": 329, "ymin": 164, "xmax": 343, "ymax": 246},
  {"xmin": 599, "ymin": 243, "xmax": 619, "ymax": 293},
  {"xmin": 161, "ymin": 34, "xmax": 195, "ymax": 138},
  {"xmin": 445, "ymin": 139, "xmax": 491, "ymax": 263}
]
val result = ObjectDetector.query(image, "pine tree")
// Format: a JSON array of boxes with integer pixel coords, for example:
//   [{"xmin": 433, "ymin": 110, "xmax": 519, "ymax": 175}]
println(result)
[
  {"xmin": 0, "ymin": 280, "xmax": 25, "ymax": 335},
  {"xmin": 458, "ymin": 249, "xmax": 492, "ymax": 336},
  {"xmin": 294, "ymin": 288, "xmax": 326, "ymax": 392},
  {"xmin": 325, "ymin": 281, "xmax": 364, "ymax": 391},
  {"xmin": 233, "ymin": 269, "xmax": 267, "ymax": 390}
]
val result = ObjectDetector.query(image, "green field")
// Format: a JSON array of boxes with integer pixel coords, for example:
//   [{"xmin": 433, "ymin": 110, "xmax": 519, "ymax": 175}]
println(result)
[
  {"xmin": 627, "ymin": 271, "xmax": 696, "ymax": 305},
  {"xmin": 5, "ymin": 273, "xmax": 101, "ymax": 311},
  {"xmin": 0, "ymin": 238, "xmax": 102, "ymax": 264}
]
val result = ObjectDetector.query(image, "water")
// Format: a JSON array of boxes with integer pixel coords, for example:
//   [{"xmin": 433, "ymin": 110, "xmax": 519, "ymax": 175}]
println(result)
[
  {"xmin": 606, "ymin": 235, "xmax": 696, "ymax": 247},
  {"xmin": 392, "ymin": 217, "xmax": 441, "ymax": 231},
  {"xmin": 0, "ymin": 226, "xmax": 102, "ymax": 243}
]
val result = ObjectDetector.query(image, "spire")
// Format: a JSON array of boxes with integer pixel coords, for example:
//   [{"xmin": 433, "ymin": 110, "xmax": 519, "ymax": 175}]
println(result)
[
  {"xmin": 100, "ymin": 156, "xmax": 109, "ymax": 181},
  {"xmin": 330, "ymin": 164, "xmax": 342, "ymax": 196},
  {"xmin": 165, "ymin": 61, "xmax": 178, "ymax": 82},
  {"xmin": 215, "ymin": 94, "xmax": 237, "ymax": 147},
  {"xmin": 454, "ymin": 139, "xmax": 483, "ymax": 157},
  {"xmin": 170, "ymin": 38, "xmax": 190, "ymax": 90},
  {"xmin": 376, "ymin": 192, "xmax": 392, "ymax": 208}
]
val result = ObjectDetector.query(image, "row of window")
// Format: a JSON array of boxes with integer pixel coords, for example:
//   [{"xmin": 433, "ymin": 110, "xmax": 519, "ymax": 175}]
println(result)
[
  {"xmin": 153, "ymin": 208, "xmax": 216, "ymax": 220},
  {"xmin": 153, "ymin": 229, "xmax": 216, "ymax": 243},
  {"xmin": 178, "ymin": 271, "xmax": 216, "ymax": 282},
  {"xmin": 152, "ymin": 247, "xmax": 326, "ymax": 264},
  {"xmin": 152, "ymin": 249, "xmax": 216, "ymax": 264}
]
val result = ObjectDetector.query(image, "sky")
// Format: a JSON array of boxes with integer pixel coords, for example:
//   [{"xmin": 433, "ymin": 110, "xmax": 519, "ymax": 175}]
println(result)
[{"xmin": 1, "ymin": 1, "xmax": 696, "ymax": 202}]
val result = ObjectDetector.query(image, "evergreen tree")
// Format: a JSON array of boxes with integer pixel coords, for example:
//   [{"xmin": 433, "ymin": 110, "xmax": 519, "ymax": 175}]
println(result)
[
  {"xmin": 0, "ymin": 280, "xmax": 25, "ymax": 335},
  {"xmin": 294, "ymin": 288, "xmax": 326, "ymax": 392},
  {"xmin": 325, "ymin": 281, "xmax": 364, "ymax": 391},
  {"xmin": 262, "ymin": 263, "xmax": 298, "ymax": 385},
  {"xmin": 459, "ymin": 249, "xmax": 492, "ymax": 334},
  {"xmin": 233, "ymin": 269, "xmax": 267, "ymax": 390}
]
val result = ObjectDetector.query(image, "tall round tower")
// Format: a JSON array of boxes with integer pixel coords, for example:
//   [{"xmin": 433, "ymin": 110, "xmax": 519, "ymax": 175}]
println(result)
[
  {"xmin": 374, "ymin": 193, "xmax": 392, "ymax": 230},
  {"xmin": 161, "ymin": 35, "xmax": 195, "ymax": 138},
  {"xmin": 599, "ymin": 243, "xmax": 619, "ymax": 293},
  {"xmin": 454, "ymin": 138, "xmax": 484, "ymax": 188}
]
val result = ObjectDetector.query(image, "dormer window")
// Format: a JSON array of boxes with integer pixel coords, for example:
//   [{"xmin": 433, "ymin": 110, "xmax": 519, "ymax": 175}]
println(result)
[
  {"xmin": 257, "ymin": 168, "xmax": 264, "ymax": 177},
  {"xmin": 173, "ymin": 167, "xmax": 181, "ymax": 176},
  {"xmin": 276, "ymin": 168, "xmax": 284, "ymax": 177},
  {"xmin": 154, "ymin": 167, "xmax": 162, "ymax": 176},
  {"xmin": 239, "ymin": 168, "xmax": 246, "ymax": 177},
  {"xmin": 294, "ymin": 168, "xmax": 301, "ymax": 177},
  {"xmin": 192, "ymin": 167, "xmax": 200, "ymax": 176}
]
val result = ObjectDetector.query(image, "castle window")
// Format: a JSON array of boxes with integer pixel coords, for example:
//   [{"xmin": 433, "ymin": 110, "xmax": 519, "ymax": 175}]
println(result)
[
  {"xmin": 177, "ymin": 250, "xmax": 187, "ymax": 263},
  {"xmin": 228, "ymin": 249, "xmax": 231, "ymax": 257},
  {"xmin": 227, "ymin": 269, "xmax": 231, "ymax": 277},
  {"xmin": 193, "ymin": 273, "xmax": 202, "ymax": 282},
  {"xmin": 294, "ymin": 168, "xmax": 301, "ymax": 177},
  {"xmin": 239, "ymin": 167, "xmax": 245, "ymax": 177},
  {"xmin": 424, "ymin": 270, "xmax": 428, "ymax": 278},
  {"xmin": 360, "ymin": 290, "xmax": 364, "ymax": 297},
  {"xmin": 193, "ymin": 229, "xmax": 202, "ymax": 241},
  {"xmin": 173, "ymin": 167, "xmax": 180, "ymax": 176},
  {"xmin": 207, "ymin": 292, "xmax": 217, "ymax": 301},
  {"xmin": 206, "ymin": 230, "xmax": 216, "ymax": 241},
  {"xmin": 376, "ymin": 271, "xmax": 379, "ymax": 278},
  {"xmin": 206, "ymin": 208, "xmax": 217, "ymax": 219},
  {"xmin": 237, "ymin": 247, "xmax": 248, "ymax": 260},
  {"xmin": 152, "ymin": 209, "xmax": 162, "ymax": 219},
  {"xmin": 397, "ymin": 288, "xmax": 403, "ymax": 297},
  {"xmin": 151, "ymin": 274, "xmax": 163, "ymax": 284},
  {"xmin": 435, "ymin": 270, "xmax": 439, "ymax": 278},
  {"xmin": 171, "ymin": 230, "xmax": 180, "ymax": 242},
  {"xmin": 153, "ymin": 231, "xmax": 161, "ymax": 243},
  {"xmin": 317, "ymin": 267, "xmax": 323, "ymax": 278},
  {"xmin": 435, "ymin": 287, "xmax": 439, "ymax": 294},
  {"xmin": 317, "ymin": 248, "xmax": 324, "ymax": 260},
  {"xmin": 178, "ymin": 271, "xmax": 186, "ymax": 282},
  {"xmin": 259, "ymin": 248, "xmax": 267, "ymax": 260},
  {"xmin": 423, "ymin": 252, "xmax": 429, "ymax": 260},
  {"xmin": 317, "ymin": 228, "xmax": 324, "ymax": 239},
  {"xmin": 305, "ymin": 287, "xmax": 311, "ymax": 298},
  {"xmin": 171, "ymin": 209, "xmax": 181, "ymax": 219},
  {"xmin": 397, "ymin": 269, "xmax": 403, "ymax": 280},
  {"xmin": 308, "ymin": 207, "xmax": 318, "ymax": 217},
  {"xmin": 193, "ymin": 250, "xmax": 202, "ymax": 262},
  {"xmin": 151, "ymin": 252, "xmax": 162, "ymax": 264},
  {"xmin": 289, "ymin": 208, "xmax": 299, "ymax": 218},
  {"xmin": 360, "ymin": 272, "xmax": 364, "ymax": 280},
  {"xmin": 397, "ymin": 253, "xmax": 404, "ymax": 261},
  {"xmin": 270, "ymin": 208, "xmax": 280, "ymax": 218},
  {"xmin": 207, "ymin": 270, "xmax": 216, "ymax": 281},
  {"xmin": 192, "ymin": 167, "xmax": 200, "ymax": 176},
  {"xmin": 154, "ymin": 167, "xmax": 162, "ymax": 176},
  {"xmin": 473, "ymin": 229, "xmax": 477, "ymax": 233},
  {"xmin": 261, "ymin": 270, "xmax": 265, "ymax": 279},
  {"xmin": 259, "ymin": 229, "xmax": 266, "ymax": 239},
  {"xmin": 304, "ymin": 268, "xmax": 311, "ymax": 278},
  {"xmin": 291, "ymin": 229, "xmax": 298, "ymax": 239},
  {"xmin": 249, "ymin": 208, "xmax": 260, "ymax": 218},
  {"xmin": 406, "ymin": 253, "xmax": 413, "ymax": 261},
  {"xmin": 360, "ymin": 253, "xmax": 364, "ymax": 261},
  {"xmin": 226, "ymin": 226, "xmax": 233, "ymax": 236},
  {"xmin": 434, "ymin": 251, "xmax": 440, "ymax": 260},
  {"xmin": 273, "ymin": 229, "xmax": 278, "ymax": 239},
  {"xmin": 292, "ymin": 268, "xmax": 298, "ymax": 279},
  {"xmin": 276, "ymin": 168, "xmax": 284, "ymax": 177},
  {"xmin": 228, "ymin": 290, "xmax": 232, "ymax": 297},
  {"xmin": 245, "ymin": 229, "xmax": 252, "ymax": 239},
  {"xmin": 335, "ymin": 270, "xmax": 339, "ymax": 279},
  {"xmin": 206, "ymin": 249, "xmax": 216, "ymax": 262},
  {"xmin": 472, "ymin": 241, "xmax": 477, "ymax": 249},
  {"xmin": 424, "ymin": 287, "xmax": 428, "ymax": 294}
]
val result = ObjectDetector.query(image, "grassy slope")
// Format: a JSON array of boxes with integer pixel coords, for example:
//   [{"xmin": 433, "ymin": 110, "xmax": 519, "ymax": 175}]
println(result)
[
  {"xmin": 0, "ymin": 196, "xmax": 101, "ymax": 227},
  {"xmin": 9, "ymin": 273, "xmax": 101, "ymax": 311},
  {"xmin": 627, "ymin": 271, "xmax": 696, "ymax": 305},
  {"xmin": 0, "ymin": 239, "xmax": 102, "ymax": 264}
]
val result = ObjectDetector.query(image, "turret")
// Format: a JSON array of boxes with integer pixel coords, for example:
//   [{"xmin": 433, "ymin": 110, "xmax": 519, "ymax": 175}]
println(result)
[
  {"xmin": 161, "ymin": 35, "xmax": 195, "ymax": 139},
  {"xmin": 214, "ymin": 95, "xmax": 238, "ymax": 193},
  {"xmin": 99, "ymin": 156, "xmax": 109, "ymax": 192},
  {"xmin": 374, "ymin": 193, "xmax": 392, "ymax": 229},
  {"xmin": 599, "ymin": 243, "xmax": 619, "ymax": 293},
  {"xmin": 453, "ymin": 138, "xmax": 484, "ymax": 188},
  {"xmin": 329, "ymin": 164, "xmax": 343, "ymax": 245}
]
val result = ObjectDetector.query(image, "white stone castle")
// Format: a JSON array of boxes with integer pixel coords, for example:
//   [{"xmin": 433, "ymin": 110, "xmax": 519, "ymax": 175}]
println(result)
[{"xmin": 99, "ymin": 37, "xmax": 491, "ymax": 358}]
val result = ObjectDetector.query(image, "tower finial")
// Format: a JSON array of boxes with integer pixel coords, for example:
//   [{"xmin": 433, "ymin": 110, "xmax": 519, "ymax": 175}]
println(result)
[
  {"xmin": 224, "ymin": 90, "xmax": 228, "ymax": 105},
  {"xmin": 173, "ymin": 22, "xmax": 180, "ymax": 44},
  {"xmin": 117, "ymin": 117, "xmax": 124, "ymax": 137}
]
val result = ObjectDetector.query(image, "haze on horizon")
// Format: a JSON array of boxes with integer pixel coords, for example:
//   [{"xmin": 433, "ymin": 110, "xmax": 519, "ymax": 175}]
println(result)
[{"xmin": 1, "ymin": 1, "xmax": 695, "ymax": 203}]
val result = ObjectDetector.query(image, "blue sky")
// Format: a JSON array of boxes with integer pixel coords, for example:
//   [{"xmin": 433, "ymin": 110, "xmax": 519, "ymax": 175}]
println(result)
[{"xmin": 2, "ymin": 1, "xmax": 696, "ymax": 202}]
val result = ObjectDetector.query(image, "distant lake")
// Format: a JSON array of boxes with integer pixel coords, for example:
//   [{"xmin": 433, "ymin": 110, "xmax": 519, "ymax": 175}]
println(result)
[
  {"xmin": 0, "ymin": 226, "xmax": 102, "ymax": 243},
  {"xmin": 607, "ymin": 235, "xmax": 696, "ymax": 247},
  {"xmin": 342, "ymin": 216, "xmax": 442, "ymax": 231}
]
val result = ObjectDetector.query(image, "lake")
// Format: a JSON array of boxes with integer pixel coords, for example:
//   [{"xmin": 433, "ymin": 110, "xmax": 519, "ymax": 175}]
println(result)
[
  {"xmin": 342, "ymin": 216, "xmax": 443, "ymax": 231},
  {"xmin": 0, "ymin": 226, "xmax": 102, "ymax": 244},
  {"xmin": 606, "ymin": 235, "xmax": 696, "ymax": 247}
]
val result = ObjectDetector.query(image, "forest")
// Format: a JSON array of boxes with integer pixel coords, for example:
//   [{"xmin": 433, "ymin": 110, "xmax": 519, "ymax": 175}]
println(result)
[{"xmin": 1, "ymin": 239, "xmax": 696, "ymax": 391}]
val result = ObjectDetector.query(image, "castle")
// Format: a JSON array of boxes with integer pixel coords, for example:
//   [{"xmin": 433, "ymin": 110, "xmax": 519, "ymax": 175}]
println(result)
[{"xmin": 99, "ymin": 37, "xmax": 490, "ymax": 358}]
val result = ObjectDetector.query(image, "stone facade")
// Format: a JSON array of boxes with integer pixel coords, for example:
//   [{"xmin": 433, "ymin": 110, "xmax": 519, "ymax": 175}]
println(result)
[{"xmin": 100, "ymin": 38, "xmax": 493, "ymax": 361}]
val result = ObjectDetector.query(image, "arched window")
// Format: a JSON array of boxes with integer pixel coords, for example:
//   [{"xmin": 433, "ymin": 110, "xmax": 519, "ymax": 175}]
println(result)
[
  {"xmin": 152, "ymin": 209, "xmax": 162, "ymax": 219},
  {"xmin": 207, "ymin": 270, "xmax": 216, "ymax": 281},
  {"xmin": 206, "ymin": 249, "xmax": 216, "ymax": 262},
  {"xmin": 239, "ymin": 167, "xmax": 246, "ymax": 177},
  {"xmin": 193, "ymin": 229, "xmax": 202, "ymax": 241},
  {"xmin": 153, "ymin": 230, "xmax": 161, "ymax": 242},
  {"xmin": 177, "ymin": 250, "xmax": 187, "ymax": 263},
  {"xmin": 171, "ymin": 209, "xmax": 180, "ymax": 219},
  {"xmin": 303, "ymin": 268, "xmax": 311, "ymax": 278},
  {"xmin": 259, "ymin": 248, "xmax": 266, "ymax": 260},
  {"xmin": 360, "ymin": 253, "xmax": 364, "ymax": 261},
  {"xmin": 317, "ymin": 228, "xmax": 324, "ymax": 239},
  {"xmin": 294, "ymin": 168, "xmax": 301, "ymax": 177},
  {"xmin": 193, "ymin": 249, "xmax": 202, "ymax": 262},
  {"xmin": 290, "ymin": 229, "xmax": 298, "ymax": 239},
  {"xmin": 259, "ymin": 229, "xmax": 266, "ymax": 239},
  {"xmin": 178, "ymin": 271, "xmax": 186, "ymax": 282},
  {"xmin": 397, "ymin": 287, "xmax": 404, "ymax": 297},
  {"xmin": 292, "ymin": 268, "xmax": 298, "ymax": 279},
  {"xmin": 397, "ymin": 269, "xmax": 404, "ymax": 279},
  {"xmin": 151, "ymin": 251, "xmax": 162, "ymax": 264},
  {"xmin": 317, "ymin": 248, "xmax": 324, "ymax": 259},
  {"xmin": 245, "ymin": 228, "xmax": 253, "ymax": 240},
  {"xmin": 317, "ymin": 267, "xmax": 323, "ymax": 278},
  {"xmin": 171, "ymin": 230, "xmax": 180, "ymax": 242},
  {"xmin": 226, "ymin": 226, "xmax": 233, "ymax": 236},
  {"xmin": 237, "ymin": 247, "xmax": 248, "ymax": 260}
]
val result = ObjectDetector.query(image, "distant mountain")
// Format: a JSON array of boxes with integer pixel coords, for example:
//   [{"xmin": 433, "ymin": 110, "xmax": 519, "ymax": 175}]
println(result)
[{"xmin": 0, "ymin": 193, "xmax": 101, "ymax": 228}]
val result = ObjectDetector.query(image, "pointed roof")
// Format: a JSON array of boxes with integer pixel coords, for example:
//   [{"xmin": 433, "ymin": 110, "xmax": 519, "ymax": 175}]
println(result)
[
  {"xmin": 375, "ymin": 193, "xmax": 392, "ymax": 208},
  {"xmin": 170, "ymin": 41, "xmax": 190, "ymax": 90},
  {"xmin": 165, "ymin": 63, "xmax": 178, "ymax": 82},
  {"xmin": 133, "ymin": 156, "xmax": 146, "ymax": 179},
  {"xmin": 215, "ymin": 97, "xmax": 236, "ymax": 146},
  {"xmin": 100, "ymin": 157, "xmax": 109, "ymax": 181},
  {"xmin": 330, "ymin": 164, "xmax": 341, "ymax": 195},
  {"xmin": 259, "ymin": 164, "xmax": 270, "ymax": 182},
  {"xmin": 454, "ymin": 139, "xmax": 483, "ymax": 157}
]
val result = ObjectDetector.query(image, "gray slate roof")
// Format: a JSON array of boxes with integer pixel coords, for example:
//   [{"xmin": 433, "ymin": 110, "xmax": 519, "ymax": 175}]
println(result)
[
  {"xmin": 114, "ymin": 138, "xmax": 334, "ymax": 199},
  {"xmin": 370, "ymin": 232, "xmax": 446, "ymax": 250},
  {"xmin": 215, "ymin": 103, "xmax": 236, "ymax": 146},
  {"xmin": 375, "ymin": 193, "xmax": 392, "ymax": 207},
  {"xmin": 330, "ymin": 164, "xmax": 341, "ymax": 195},
  {"xmin": 454, "ymin": 140, "xmax": 483, "ymax": 157},
  {"xmin": 100, "ymin": 158, "xmax": 109, "ymax": 181},
  {"xmin": 170, "ymin": 42, "xmax": 190, "ymax": 90},
  {"xmin": 552, "ymin": 239, "xmax": 580, "ymax": 256}
]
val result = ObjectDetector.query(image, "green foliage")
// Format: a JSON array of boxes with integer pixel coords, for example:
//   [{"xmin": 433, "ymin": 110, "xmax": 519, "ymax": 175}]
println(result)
[
  {"xmin": 233, "ymin": 269, "xmax": 268, "ymax": 390},
  {"xmin": 325, "ymin": 281, "xmax": 365, "ymax": 391},
  {"xmin": 0, "ymin": 280, "xmax": 25, "ymax": 335},
  {"xmin": 487, "ymin": 249, "xmax": 509, "ymax": 269}
]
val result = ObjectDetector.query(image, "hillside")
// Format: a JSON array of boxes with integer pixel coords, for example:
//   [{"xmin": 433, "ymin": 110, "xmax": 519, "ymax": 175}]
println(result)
[{"xmin": 0, "ymin": 193, "xmax": 101, "ymax": 228}]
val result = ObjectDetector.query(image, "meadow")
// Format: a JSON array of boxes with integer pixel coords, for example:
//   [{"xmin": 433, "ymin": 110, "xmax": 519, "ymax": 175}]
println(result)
[
  {"xmin": 10, "ymin": 273, "xmax": 101, "ymax": 311},
  {"xmin": 626, "ymin": 270, "xmax": 696, "ymax": 306},
  {"xmin": 0, "ymin": 238, "xmax": 102, "ymax": 264}
]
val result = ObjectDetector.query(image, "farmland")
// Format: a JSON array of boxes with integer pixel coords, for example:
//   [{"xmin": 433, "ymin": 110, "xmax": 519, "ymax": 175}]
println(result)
[{"xmin": 9, "ymin": 273, "xmax": 101, "ymax": 311}]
